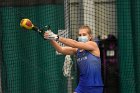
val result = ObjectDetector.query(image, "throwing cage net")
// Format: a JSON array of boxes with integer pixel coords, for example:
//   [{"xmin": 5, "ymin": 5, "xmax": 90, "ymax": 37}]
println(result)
[{"xmin": 0, "ymin": 0, "xmax": 140, "ymax": 93}]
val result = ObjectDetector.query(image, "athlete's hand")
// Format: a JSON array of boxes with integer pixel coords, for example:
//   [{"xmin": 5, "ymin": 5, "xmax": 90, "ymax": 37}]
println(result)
[{"xmin": 44, "ymin": 30, "xmax": 59, "ymax": 41}]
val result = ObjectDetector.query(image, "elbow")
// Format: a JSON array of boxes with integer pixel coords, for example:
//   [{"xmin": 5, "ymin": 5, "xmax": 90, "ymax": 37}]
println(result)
[
  {"xmin": 57, "ymin": 47, "xmax": 67, "ymax": 54},
  {"xmin": 57, "ymin": 49, "xmax": 63, "ymax": 53}
]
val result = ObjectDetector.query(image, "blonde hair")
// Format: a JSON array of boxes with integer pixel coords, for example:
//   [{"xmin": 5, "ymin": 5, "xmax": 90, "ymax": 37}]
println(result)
[{"xmin": 79, "ymin": 25, "xmax": 92, "ymax": 35}]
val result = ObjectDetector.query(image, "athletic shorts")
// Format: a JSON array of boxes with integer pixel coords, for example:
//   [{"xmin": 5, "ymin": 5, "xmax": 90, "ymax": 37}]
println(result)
[{"xmin": 74, "ymin": 85, "xmax": 103, "ymax": 93}]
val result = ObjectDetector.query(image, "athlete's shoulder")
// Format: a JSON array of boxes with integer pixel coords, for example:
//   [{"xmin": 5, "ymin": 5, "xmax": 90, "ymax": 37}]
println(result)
[{"xmin": 86, "ymin": 41, "xmax": 98, "ymax": 47}]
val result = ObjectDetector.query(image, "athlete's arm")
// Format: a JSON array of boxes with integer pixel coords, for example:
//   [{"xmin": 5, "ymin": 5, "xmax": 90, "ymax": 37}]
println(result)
[
  {"xmin": 50, "ymin": 40, "xmax": 77, "ymax": 55},
  {"xmin": 58, "ymin": 37, "xmax": 98, "ymax": 51}
]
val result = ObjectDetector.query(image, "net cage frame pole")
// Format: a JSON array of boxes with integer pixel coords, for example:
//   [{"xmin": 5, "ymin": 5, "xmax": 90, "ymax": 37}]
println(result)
[{"xmin": 0, "ymin": 14, "xmax": 2, "ymax": 93}]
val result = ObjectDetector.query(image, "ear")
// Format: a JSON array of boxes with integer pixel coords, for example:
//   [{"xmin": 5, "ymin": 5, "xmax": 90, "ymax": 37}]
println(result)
[{"xmin": 89, "ymin": 34, "xmax": 93, "ymax": 40}]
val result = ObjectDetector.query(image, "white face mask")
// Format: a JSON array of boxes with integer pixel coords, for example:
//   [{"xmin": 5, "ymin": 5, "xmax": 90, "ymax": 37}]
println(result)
[{"xmin": 78, "ymin": 36, "xmax": 88, "ymax": 43}]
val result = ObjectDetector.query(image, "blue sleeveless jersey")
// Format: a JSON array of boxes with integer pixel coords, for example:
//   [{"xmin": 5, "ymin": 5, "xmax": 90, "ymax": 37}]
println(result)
[{"xmin": 76, "ymin": 49, "xmax": 103, "ymax": 86}]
